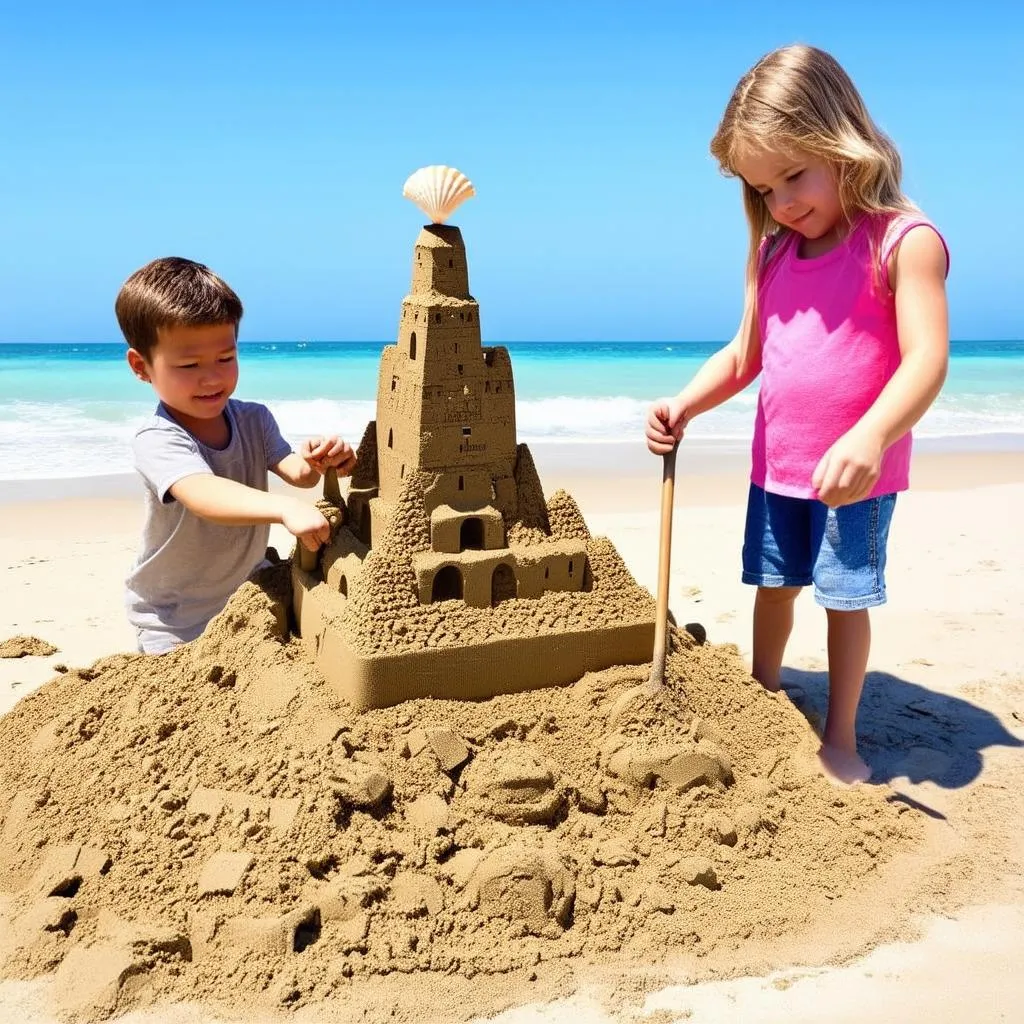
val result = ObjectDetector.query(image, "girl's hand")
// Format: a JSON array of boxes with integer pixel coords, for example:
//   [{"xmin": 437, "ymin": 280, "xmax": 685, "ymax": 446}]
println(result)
[
  {"xmin": 812, "ymin": 428, "xmax": 883, "ymax": 507},
  {"xmin": 645, "ymin": 396, "xmax": 688, "ymax": 455},
  {"xmin": 301, "ymin": 436, "xmax": 358, "ymax": 477}
]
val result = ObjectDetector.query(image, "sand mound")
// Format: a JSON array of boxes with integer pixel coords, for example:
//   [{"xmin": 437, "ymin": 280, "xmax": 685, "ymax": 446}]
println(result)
[
  {"xmin": 0, "ymin": 568, "xmax": 922, "ymax": 1022},
  {"xmin": 0, "ymin": 635, "xmax": 58, "ymax": 659}
]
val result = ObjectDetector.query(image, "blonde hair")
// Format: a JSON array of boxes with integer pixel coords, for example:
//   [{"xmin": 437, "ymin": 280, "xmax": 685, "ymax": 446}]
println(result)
[{"xmin": 710, "ymin": 45, "xmax": 917, "ymax": 367}]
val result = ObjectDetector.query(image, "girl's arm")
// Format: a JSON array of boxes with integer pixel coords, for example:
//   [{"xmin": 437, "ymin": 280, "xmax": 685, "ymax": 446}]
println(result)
[
  {"xmin": 811, "ymin": 226, "xmax": 949, "ymax": 506},
  {"xmin": 646, "ymin": 312, "xmax": 762, "ymax": 454}
]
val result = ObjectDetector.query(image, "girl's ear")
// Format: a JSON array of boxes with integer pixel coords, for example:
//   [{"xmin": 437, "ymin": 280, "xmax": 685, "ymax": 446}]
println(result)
[{"xmin": 126, "ymin": 348, "xmax": 151, "ymax": 382}]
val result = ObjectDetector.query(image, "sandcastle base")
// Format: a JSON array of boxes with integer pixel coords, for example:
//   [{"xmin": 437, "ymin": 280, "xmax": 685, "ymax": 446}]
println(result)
[{"xmin": 292, "ymin": 565, "xmax": 656, "ymax": 710}]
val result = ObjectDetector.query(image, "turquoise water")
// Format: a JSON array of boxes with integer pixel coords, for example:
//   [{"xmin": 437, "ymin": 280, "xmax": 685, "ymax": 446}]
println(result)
[{"xmin": 1, "ymin": 340, "xmax": 1022, "ymax": 480}]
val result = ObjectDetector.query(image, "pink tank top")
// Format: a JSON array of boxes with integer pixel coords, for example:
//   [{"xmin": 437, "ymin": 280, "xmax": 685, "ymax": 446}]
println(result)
[{"xmin": 752, "ymin": 212, "xmax": 949, "ymax": 500}]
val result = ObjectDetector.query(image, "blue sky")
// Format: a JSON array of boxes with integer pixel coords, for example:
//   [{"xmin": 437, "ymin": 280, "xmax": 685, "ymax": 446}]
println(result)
[{"xmin": 2, "ymin": 1, "xmax": 1021, "ymax": 343}]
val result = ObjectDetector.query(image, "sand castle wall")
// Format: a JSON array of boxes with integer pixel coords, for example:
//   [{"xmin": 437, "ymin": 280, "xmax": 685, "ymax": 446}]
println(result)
[{"xmin": 293, "ymin": 561, "xmax": 653, "ymax": 709}]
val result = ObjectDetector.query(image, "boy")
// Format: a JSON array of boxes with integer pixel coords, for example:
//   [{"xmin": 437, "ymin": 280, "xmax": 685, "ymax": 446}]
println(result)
[{"xmin": 116, "ymin": 256, "xmax": 356, "ymax": 654}]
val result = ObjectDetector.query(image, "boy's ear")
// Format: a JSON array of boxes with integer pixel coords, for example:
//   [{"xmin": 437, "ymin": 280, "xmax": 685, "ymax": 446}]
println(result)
[{"xmin": 127, "ymin": 348, "xmax": 151, "ymax": 382}]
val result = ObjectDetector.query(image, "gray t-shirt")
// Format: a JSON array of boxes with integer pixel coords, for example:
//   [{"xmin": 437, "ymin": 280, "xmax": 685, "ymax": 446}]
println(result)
[{"xmin": 126, "ymin": 399, "xmax": 292, "ymax": 653}]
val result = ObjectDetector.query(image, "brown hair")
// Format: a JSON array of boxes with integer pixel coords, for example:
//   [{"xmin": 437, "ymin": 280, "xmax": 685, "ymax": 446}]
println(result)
[{"xmin": 115, "ymin": 257, "xmax": 243, "ymax": 360}]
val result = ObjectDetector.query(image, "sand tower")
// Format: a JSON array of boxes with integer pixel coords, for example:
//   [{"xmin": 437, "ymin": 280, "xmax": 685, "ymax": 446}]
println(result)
[{"xmin": 292, "ymin": 167, "xmax": 656, "ymax": 708}]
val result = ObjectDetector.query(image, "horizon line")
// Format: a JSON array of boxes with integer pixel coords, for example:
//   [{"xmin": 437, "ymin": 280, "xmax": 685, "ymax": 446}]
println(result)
[{"xmin": 2, "ymin": 338, "xmax": 1022, "ymax": 347}]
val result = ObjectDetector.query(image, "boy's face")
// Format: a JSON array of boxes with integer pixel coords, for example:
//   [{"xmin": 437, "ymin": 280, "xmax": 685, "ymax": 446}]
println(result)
[{"xmin": 127, "ymin": 323, "xmax": 239, "ymax": 432}]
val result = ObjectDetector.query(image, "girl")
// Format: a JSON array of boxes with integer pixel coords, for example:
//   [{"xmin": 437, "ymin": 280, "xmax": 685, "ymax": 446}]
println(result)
[{"xmin": 646, "ymin": 44, "xmax": 949, "ymax": 785}]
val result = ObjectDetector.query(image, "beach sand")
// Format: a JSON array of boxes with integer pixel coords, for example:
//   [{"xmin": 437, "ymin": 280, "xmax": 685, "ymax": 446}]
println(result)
[{"xmin": 1, "ymin": 444, "xmax": 1022, "ymax": 1022}]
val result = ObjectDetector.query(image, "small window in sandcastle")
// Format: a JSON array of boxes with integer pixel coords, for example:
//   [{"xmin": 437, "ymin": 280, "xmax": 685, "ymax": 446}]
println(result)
[
  {"xmin": 390, "ymin": 377, "xmax": 397, "ymax": 391},
  {"xmin": 435, "ymin": 313, "xmax": 441, "ymax": 323},
  {"xmin": 455, "ymin": 343, "xmax": 459, "ymax": 353},
  {"xmin": 569, "ymin": 559, "xmax": 575, "ymax": 575},
  {"xmin": 460, "ymin": 518, "xmax": 484, "ymax": 550},
  {"xmin": 462, "ymin": 426, "xmax": 471, "ymax": 436},
  {"xmin": 483, "ymin": 350, "xmax": 494, "ymax": 367},
  {"xmin": 468, "ymin": 312, "xmax": 473, "ymax": 323},
  {"xmin": 431, "ymin": 565, "xmax": 463, "ymax": 603},
  {"xmin": 387, "ymin": 428, "xmax": 393, "ymax": 448},
  {"xmin": 491, "ymin": 563, "xmax": 517, "ymax": 605},
  {"xmin": 339, "ymin": 575, "xmax": 348, "ymax": 598},
  {"xmin": 410, "ymin": 332, "xmax": 417, "ymax": 360},
  {"xmin": 458, "ymin": 475, "xmax": 464, "ymax": 491},
  {"xmin": 448, "ymin": 258, "xmax": 454, "ymax": 267},
  {"xmin": 458, "ymin": 364, "xmax": 464, "ymax": 375},
  {"xmin": 582, "ymin": 559, "xmax": 594, "ymax": 592},
  {"xmin": 544, "ymin": 565, "xmax": 550, "ymax": 579},
  {"xmin": 485, "ymin": 381, "xmax": 491, "ymax": 393}
]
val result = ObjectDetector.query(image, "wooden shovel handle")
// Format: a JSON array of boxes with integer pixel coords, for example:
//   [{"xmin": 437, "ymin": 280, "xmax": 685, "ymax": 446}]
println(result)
[{"xmin": 648, "ymin": 446, "xmax": 678, "ymax": 690}]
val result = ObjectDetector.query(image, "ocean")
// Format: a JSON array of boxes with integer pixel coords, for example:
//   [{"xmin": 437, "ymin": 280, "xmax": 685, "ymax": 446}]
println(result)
[{"xmin": 1, "ymin": 340, "xmax": 1022, "ymax": 481}]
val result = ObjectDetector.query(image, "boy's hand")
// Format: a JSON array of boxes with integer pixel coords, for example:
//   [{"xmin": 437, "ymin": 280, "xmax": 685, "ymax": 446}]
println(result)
[
  {"xmin": 645, "ymin": 397, "xmax": 688, "ymax": 455},
  {"xmin": 282, "ymin": 499, "xmax": 332, "ymax": 552},
  {"xmin": 812, "ymin": 427, "xmax": 883, "ymax": 507},
  {"xmin": 300, "ymin": 436, "xmax": 357, "ymax": 477}
]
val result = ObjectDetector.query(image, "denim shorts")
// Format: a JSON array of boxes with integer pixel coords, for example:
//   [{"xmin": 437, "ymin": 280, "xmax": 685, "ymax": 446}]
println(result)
[{"xmin": 741, "ymin": 483, "xmax": 897, "ymax": 611}]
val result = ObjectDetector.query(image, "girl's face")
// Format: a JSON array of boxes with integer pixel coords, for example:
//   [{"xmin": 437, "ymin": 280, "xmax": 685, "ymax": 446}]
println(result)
[{"xmin": 735, "ymin": 147, "xmax": 844, "ymax": 243}]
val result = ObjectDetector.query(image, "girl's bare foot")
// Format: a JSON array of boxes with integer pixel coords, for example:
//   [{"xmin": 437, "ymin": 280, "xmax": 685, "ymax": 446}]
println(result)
[{"xmin": 817, "ymin": 743, "xmax": 871, "ymax": 786}]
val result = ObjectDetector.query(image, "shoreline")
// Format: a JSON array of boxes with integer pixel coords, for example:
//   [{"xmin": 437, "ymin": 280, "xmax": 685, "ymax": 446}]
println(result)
[{"xmin": 0, "ymin": 441, "xmax": 1021, "ymax": 511}]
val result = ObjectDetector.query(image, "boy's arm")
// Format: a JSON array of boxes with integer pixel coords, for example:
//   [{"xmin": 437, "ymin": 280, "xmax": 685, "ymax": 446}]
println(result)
[
  {"xmin": 812, "ymin": 227, "xmax": 949, "ymax": 506},
  {"xmin": 271, "ymin": 453, "xmax": 321, "ymax": 488},
  {"xmin": 169, "ymin": 474, "xmax": 330, "ymax": 551},
  {"xmin": 646, "ymin": 315, "xmax": 762, "ymax": 454}
]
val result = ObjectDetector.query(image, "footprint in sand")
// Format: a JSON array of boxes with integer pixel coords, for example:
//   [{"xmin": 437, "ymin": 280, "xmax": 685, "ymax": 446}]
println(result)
[{"xmin": 895, "ymin": 745, "xmax": 954, "ymax": 784}]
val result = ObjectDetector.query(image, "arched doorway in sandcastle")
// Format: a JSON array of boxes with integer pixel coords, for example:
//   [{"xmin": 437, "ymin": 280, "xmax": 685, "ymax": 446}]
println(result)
[
  {"xmin": 431, "ymin": 565, "xmax": 463, "ymax": 602},
  {"xmin": 491, "ymin": 563, "xmax": 517, "ymax": 605},
  {"xmin": 460, "ymin": 517, "xmax": 484, "ymax": 550}
]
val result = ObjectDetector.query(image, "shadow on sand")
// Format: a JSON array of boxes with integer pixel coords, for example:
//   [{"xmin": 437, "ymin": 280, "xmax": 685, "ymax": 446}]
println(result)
[{"xmin": 780, "ymin": 668, "xmax": 1023, "ymax": 800}]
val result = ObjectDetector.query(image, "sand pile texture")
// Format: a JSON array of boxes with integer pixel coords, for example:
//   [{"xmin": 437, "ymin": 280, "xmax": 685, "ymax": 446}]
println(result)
[
  {"xmin": 0, "ymin": 635, "xmax": 58, "ymax": 659},
  {"xmin": 0, "ymin": 569, "xmax": 922, "ymax": 1023}
]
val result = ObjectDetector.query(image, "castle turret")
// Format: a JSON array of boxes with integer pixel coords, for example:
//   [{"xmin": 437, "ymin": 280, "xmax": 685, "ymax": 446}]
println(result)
[{"xmin": 375, "ymin": 225, "xmax": 516, "ymax": 508}]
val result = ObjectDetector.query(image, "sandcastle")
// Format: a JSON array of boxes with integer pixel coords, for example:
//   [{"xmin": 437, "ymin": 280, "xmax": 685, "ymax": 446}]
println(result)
[{"xmin": 292, "ymin": 167, "xmax": 656, "ymax": 709}]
